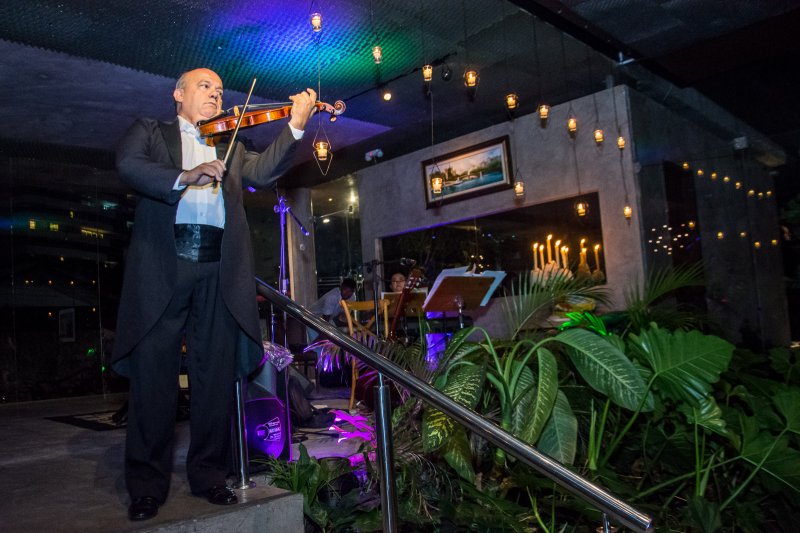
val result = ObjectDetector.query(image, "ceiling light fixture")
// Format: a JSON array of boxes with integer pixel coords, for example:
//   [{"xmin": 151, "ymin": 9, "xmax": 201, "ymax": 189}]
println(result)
[
  {"xmin": 505, "ymin": 93, "xmax": 518, "ymax": 111},
  {"xmin": 310, "ymin": 12, "xmax": 322, "ymax": 32},
  {"xmin": 422, "ymin": 64, "xmax": 433, "ymax": 82}
]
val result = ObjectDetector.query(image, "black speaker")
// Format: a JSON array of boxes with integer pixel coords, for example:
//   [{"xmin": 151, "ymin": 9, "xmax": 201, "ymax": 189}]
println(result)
[
  {"xmin": 244, "ymin": 396, "xmax": 290, "ymax": 461},
  {"xmin": 245, "ymin": 363, "xmax": 292, "ymax": 461}
]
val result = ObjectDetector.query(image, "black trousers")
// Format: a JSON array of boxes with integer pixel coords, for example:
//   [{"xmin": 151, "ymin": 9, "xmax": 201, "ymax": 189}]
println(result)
[{"xmin": 125, "ymin": 258, "xmax": 237, "ymax": 502}]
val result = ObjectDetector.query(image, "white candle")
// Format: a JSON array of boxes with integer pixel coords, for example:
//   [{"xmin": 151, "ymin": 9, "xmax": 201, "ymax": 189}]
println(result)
[
  {"xmin": 554, "ymin": 240, "xmax": 562, "ymax": 267},
  {"xmin": 593, "ymin": 244, "xmax": 601, "ymax": 270},
  {"xmin": 560, "ymin": 246, "xmax": 568, "ymax": 268},
  {"xmin": 532, "ymin": 243, "xmax": 539, "ymax": 270},
  {"xmin": 539, "ymin": 246, "xmax": 545, "ymax": 268},
  {"xmin": 546, "ymin": 234, "xmax": 553, "ymax": 264}
]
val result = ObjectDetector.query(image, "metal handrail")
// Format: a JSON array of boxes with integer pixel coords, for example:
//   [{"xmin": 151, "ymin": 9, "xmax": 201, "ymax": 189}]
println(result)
[{"xmin": 256, "ymin": 279, "xmax": 653, "ymax": 532}]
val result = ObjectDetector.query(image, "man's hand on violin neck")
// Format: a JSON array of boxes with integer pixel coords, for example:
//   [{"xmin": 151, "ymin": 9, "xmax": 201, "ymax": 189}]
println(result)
[
  {"xmin": 288, "ymin": 88, "xmax": 318, "ymax": 131},
  {"xmin": 181, "ymin": 160, "xmax": 226, "ymax": 187}
]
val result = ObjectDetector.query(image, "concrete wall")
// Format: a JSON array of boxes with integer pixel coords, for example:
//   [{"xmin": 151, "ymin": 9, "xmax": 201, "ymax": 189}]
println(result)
[{"xmin": 354, "ymin": 86, "xmax": 644, "ymax": 334}]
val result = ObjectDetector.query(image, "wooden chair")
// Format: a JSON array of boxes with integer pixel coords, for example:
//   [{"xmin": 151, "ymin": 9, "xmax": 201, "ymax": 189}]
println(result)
[{"xmin": 339, "ymin": 298, "xmax": 389, "ymax": 410}]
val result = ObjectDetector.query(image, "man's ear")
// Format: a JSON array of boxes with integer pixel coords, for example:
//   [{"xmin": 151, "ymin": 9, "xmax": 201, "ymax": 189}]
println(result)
[{"xmin": 173, "ymin": 88, "xmax": 184, "ymax": 104}]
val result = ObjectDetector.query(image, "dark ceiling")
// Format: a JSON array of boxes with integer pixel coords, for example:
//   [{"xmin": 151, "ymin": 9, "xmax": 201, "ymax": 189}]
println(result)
[{"xmin": 1, "ymin": 0, "xmax": 799, "ymax": 188}]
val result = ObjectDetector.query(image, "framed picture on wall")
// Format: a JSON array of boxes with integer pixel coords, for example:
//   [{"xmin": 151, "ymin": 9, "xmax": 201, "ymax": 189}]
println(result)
[{"xmin": 422, "ymin": 136, "xmax": 512, "ymax": 208}]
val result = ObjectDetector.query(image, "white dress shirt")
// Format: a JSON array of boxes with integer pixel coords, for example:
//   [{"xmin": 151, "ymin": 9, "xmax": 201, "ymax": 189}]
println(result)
[{"xmin": 173, "ymin": 115, "xmax": 304, "ymax": 228}]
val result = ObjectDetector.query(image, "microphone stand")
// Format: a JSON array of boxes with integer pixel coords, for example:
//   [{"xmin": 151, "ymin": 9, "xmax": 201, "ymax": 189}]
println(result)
[{"xmin": 232, "ymin": 191, "xmax": 309, "ymax": 490}]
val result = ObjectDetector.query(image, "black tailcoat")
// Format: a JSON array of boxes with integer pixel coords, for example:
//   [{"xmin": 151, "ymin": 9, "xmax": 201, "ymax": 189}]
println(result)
[{"xmin": 111, "ymin": 118, "xmax": 298, "ymax": 377}]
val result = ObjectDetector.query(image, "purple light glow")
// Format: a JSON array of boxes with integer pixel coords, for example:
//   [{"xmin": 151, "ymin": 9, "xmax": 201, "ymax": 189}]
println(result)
[
  {"xmin": 329, "ymin": 409, "xmax": 376, "ymax": 446},
  {"xmin": 247, "ymin": 186, "xmax": 256, "ymax": 193},
  {"xmin": 426, "ymin": 332, "xmax": 449, "ymax": 370}
]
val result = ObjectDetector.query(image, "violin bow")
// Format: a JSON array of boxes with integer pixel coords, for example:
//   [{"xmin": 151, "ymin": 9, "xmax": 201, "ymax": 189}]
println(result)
[{"xmin": 214, "ymin": 76, "xmax": 257, "ymax": 192}]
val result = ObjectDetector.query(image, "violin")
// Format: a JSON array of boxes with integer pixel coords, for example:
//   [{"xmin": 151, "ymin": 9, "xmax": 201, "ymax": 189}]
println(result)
[{"xmin": 197, "ymin": 100, "xmax": 346, "ymax": 143}]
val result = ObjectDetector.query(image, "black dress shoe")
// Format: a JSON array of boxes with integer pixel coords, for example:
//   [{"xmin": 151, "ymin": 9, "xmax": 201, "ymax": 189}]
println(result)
[
  {"xmin": 128, "ymin": 496, "xmax": 159, "ymax": 521},
  {"xmin": 195, "ymin": 485, "xmax": 237, "ymax": 505}
]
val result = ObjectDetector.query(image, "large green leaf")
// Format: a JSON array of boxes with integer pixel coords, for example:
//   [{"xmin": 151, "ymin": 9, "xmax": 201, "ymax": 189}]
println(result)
[
  {"xmin": 558, "ymin": 328, "xmax": 653, "ymax": 412},
  {"xmin": 442, "ymin": 427, "xmax": 476, "ymax": 483},
  {"xmin": 538, "ymin": 390, "xmax": 577, "ymax": 465},
  {"xmin": 514, "ymin": 348, "xmax": 558, "ymax": 444},
  {"xmin": 773, "ymin": 389, "xmax": 800, "ymax": 434},
  {"xmin": 679, "ymin": 395, "xmax": 732, "ymax": 439},
  {"xmin": 628, "ymin": 325, "xmax": 734, "ymax": 407},
  {"xmin": 511, "ymin": 363, "xmax": 535, "ymax": 436},
  {"xmin": 422, "ymin": 362, "xmax": 485, "ymax": 452},
  {"xmin": 740, "ymin": 421, "xmax": 800, "ymax": 492}
]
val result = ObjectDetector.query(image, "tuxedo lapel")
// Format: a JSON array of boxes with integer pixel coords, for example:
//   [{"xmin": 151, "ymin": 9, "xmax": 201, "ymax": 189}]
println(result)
[{"xmin": 159, "ymin": 120, "xmax": 182, "ymax": 169}]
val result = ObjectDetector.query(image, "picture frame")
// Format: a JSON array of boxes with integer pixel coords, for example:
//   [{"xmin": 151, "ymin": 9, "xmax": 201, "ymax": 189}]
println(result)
[
  {"xmin": 422, "ymin": 136, "xmax": 512, "ymax": 207},
  {"xmin": 58, "ymin": 308, "xmax": 75, "ymax": 343}
]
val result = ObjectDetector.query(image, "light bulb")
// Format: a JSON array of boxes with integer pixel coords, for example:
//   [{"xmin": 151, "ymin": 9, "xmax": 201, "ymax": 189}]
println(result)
[
  {"xmin": 372, "ymin": 45, "xmax": 383, "ymax": 64},
  {"xmin": 422, "ymin": 64, "xmax": 433, "ymax": 82},
  {"xmin": 314, "ymin": 141, "xmax": 329, "ymax": 161},
  {"xmin": 431, "ymin": 176, "xmax": 443, "ymax": 194},
  {"xmin": 464, "ymin": 69, "xmax": 479, "ymax": 88},
  {"xmin": 310, "ymin": 12, "xmax": 322, "ymax": 32},
  {"xmin": 505, "ymin": 93, "xmax": 518, "ymax": 110}
]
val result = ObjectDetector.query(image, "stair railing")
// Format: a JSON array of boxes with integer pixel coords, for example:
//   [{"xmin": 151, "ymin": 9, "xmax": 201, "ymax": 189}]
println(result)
[{"xmin": 255, "ymin": 278, "xmax": 653, "ymax": 533}]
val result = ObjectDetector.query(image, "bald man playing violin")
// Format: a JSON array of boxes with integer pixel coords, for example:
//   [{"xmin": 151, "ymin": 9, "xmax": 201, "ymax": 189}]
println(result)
[{"xmin": 112, "ymin": 68, "xmax": 317, "ymax": 521}]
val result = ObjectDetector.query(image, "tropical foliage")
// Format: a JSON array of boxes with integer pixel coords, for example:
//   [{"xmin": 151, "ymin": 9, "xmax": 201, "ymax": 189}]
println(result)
[{"xmin": 266, "ymin": 266, "xmax": 800, "ymax": 532}]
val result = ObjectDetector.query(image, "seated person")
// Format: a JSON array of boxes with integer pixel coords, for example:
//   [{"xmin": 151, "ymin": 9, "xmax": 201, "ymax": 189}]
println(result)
[
  {"xmin": 308, "ymin": 278, "xmax": 356, "ymax": 326},
  {"xmin": 388, "ymin": 271, "xmax": 406, "ymax": 293}
]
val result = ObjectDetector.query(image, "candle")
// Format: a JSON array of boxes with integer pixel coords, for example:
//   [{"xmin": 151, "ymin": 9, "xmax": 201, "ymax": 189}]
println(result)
[
  {"xmin": 580, "ymin": 238, "xmax": 586, "ymax": 251},
  {"xmin": 539, "ymin": 246, "xmax": 545, "ymax": 268},
  {"xmin": 593, "ymin": 244, "xmax": 601, "ymax": 270},
  {"xmin": 560, "ymin": 246, "xmax": 568, "ymax": 269},
  {"xmin": 315, "ymin": 141, "xmax": 329, "ymax": 161},
  {"xmin": 554, "ymin": 240, "xmax": 562, "ymax": 267},
  {"xmin": 580, "ymin": 247, "xmax": 587, "ymax": 266},
  {"xmin": 546, "ymin": 234, "xmax": 553, "ymax": 264},
  {"xmin": 532, "ymin": 243, "xmax": 539, "ymax": 270}
]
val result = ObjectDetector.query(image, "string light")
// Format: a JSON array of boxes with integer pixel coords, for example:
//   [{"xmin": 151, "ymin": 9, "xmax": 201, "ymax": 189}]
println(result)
[
  {"xmin": 710, "ymin": 172, "xmax": 718, "ymax": 181},
  {"xmin": 538, "ymin": 105, "xmax": 550, "ymax": 128},
  {"xmin": 372, "ymin": 44, "xmax": 383, "ymax": 64},
  {"xmin": 567, "ymin": 116, "xmax": 577, "ymax": 138},
  {"xmin": 310, "ymin": 12, "xmax": 322, "ymax": 32},
  {"xmin": 754, "ymin": 241, "xmax": 762, "ymax": 249},
  {"xmin": 723, "ymin": 175, "xmax": 730, "ymax": 183},
  {"xmin": 464, "ymin": 69, "xmax": 479, "ymax": 88},
  {"xmin": 716, "ymin": 231, "xmax": 724, "ymax": 240},
  {"xmin": 514, "ymin": 180, "xmax": 525, "ymax": 197},
  {"xmin": 575, "ymin": 200, "xmax": 588, "ymax": 217},
  {"xmin": 431, "ymin": 176, "xmax": 443, "ymax": 194},
  {"xmin": 697, "ymin": 169, "xmax": 704, "ymax": 177},
  {"xmin": 314, "ymin": 141, "xmax": 329, "ymax": 161},
  {"xmin": 617, "ymin": 135, "xmax": 625, "ymax": 150},
  {"xmin": 623, "ymin": 204, "xmax": 633, "ymax": 220},
  {"xmin": 422, "ymin": 64, "xmax": 433, "ymax": 82},
  {"xmin": 505, "ymin": 93, "xmax": 518, "ymax": 111},
  {"xmin": 593, "ymin": 129, "xmax": 604, "ymax": 146},
  {"xmin": 682, "ymin": 162, "xmax": 690, "ymax": 170}
]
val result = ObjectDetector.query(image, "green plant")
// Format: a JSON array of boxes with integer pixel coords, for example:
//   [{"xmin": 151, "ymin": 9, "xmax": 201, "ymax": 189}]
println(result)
[{"xmin": 622, "ymin": 262, "xmax": 706, "ymax": 334}]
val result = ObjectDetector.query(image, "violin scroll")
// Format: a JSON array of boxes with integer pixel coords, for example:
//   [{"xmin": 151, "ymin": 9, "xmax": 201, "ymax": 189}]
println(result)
[{"xmin": 319, "ymin": 100, "xmax": 346, "ymax": 122}]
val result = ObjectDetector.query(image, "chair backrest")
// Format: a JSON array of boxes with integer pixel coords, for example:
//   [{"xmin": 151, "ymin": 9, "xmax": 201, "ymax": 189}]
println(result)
[{"xmin": 340, "ymin": 299, "xmax": 390, "ymax": 340}]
